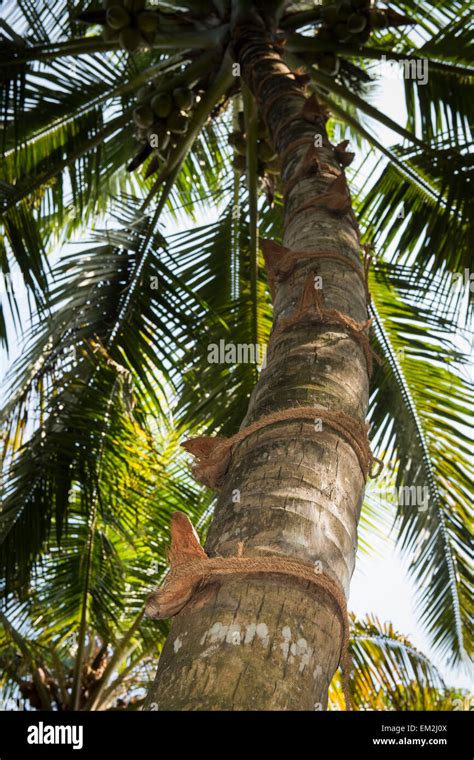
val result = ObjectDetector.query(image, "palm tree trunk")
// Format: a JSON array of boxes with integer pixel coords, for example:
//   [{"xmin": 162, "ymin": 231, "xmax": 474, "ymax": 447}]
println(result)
[{"xmin": 144, "ymin": 12, "xmax": 370, "ymax": 711}]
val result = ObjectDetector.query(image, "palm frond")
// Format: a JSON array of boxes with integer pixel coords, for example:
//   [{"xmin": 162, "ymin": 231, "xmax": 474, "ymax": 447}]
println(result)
[
  {"xmin": 0, "ymin": 419, "xmax": 212, "ymax": 709},
  {"xmin": 1, "ymin": 194, "xmax": 207, "ymax": 588},
  {"xmin": 368, "ymin": 261, "xmax": 472, "ymax": 666},
  {"xmin": 330, "ymin": 614, "xmax": 466, "ymax": 710},
  {"xmin": 357, "ymin": 137, "xmax": 473, "ymax": 286}
]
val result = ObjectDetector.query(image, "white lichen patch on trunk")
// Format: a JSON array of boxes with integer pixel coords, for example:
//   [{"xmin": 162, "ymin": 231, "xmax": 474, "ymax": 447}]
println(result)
[
  {"xmin": 200, "ymin": 620, "xmax": 271, "ymax": 651},
  {"xmin": 280, "ymin": 627, "xmax": 313, "ymax": 672}
]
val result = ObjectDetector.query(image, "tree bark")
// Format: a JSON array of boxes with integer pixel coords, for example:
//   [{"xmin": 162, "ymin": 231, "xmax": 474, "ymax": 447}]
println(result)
[{"xmin": 144, "ymin": 12, "xmax": 369, "ymax": 711}]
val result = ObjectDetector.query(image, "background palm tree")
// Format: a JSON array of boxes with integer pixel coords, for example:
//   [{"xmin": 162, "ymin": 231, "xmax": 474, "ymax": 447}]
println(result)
[{"xmin": 1, "ymin": 0, "xmax": 472, "ymax": 710}]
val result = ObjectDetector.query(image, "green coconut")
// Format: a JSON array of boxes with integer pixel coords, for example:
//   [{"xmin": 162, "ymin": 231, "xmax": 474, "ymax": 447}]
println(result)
[
  {"xmin": 228, "ymin": 130, "xmax": 245, "ymax": 145},
  {"xmin": 347, "ymin": 12, "xmax": 367, "ymax": 33},
  {"xmin": 133, "ymin": 104, "xmax": 155, "ymax": 129},
  {"xmin": 136, "ymin": 128, "xmax": 148, "ymax": 143},
  {"xmin": 233, "ymin": 154, "xmax": 246, "ymax": 173},
  {"xmin": 137, "ymin": 11, "xmax": 159, "ymax": 33},
  {"xmin": 353, "ymin": 0, "xmax": 371, "ymax": 9},
  {"xmin": 147, "ymin": 127, "xmax": 170, "ymax": 153},
  {"xmin": 102, "ymin": 26, "xmax": 120, "ymax": 41},
  {"xmin": 104, "ymin": 0, "xmax": 122, "ymax": 8},
  {"xmin": 167, "ymin": 111, "xmax": 189, "ymax": 134},
  {"xmin": 257, "ymin": 141, "xmax": 276, "ymax": 163},
  {"xmin": 336, "ymin": 1, "xmax": 352, "ymax": 20},
  {"xmin": 158, "ymin": 131, "xmax": 171, "ymax": 152},
  {"xmin": 231, "ymin": 134, "xmax": 247, "ymax": 155},
  {"xmin": 106, "ymin": 6, "xmax": 130, "ymax": 29},
  {"xmin": 119, "ymin": 27, "xmax": 143, "ymax": 52},
  {"xmin": 137, "ymin": 84, "xmax": 154, "ymax": 103},
  {"xmin": 319, "ymin": 53, "xmax": 340, "ymax": 76},
  {"xmin": 354, "ymin": 27, "xmax": 371, "ymax": 44},
  {"xmin": 173, "ymin": 87, "xmax": 194, "ymax": 112},
  {"xmin": 151, "ymin": 92, "xmax": 173, "ymax": 118},
  {"xmin": 333, "ymin": 21, "xmax": 352, "ymax": 42},
  {"xmin": 265, "ymin": 158, "xmax": 280, "ymax": 176},
  {"xmin": 142, "ymin": 31, "xmax": 158, "ymax": 46}
]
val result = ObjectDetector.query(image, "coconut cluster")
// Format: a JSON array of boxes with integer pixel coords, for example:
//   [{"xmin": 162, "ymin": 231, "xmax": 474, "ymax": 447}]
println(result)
[
  {"xmin": 101, "ymin": 0, "xmax": 158, "ymax": 51},
  {"xmin": 315, "ymin": 0, "xmax": 385, "ymax": 76},
  {"xmin": 128, "ymin": 83, "xmax": 197, "ymax": 177},
  {"xmin": 229, "ymin": 112, "xmax": 280, "ymax": 178}
]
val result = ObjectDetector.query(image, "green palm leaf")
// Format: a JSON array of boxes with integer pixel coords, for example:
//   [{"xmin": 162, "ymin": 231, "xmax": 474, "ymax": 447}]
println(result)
[
  {"xmin": 368, "ymin": 260, "xmax": 472, "ymax": 665},
  {"xmin": 330, "ymin": 614, "xmax": 466, "ymax": 710}
]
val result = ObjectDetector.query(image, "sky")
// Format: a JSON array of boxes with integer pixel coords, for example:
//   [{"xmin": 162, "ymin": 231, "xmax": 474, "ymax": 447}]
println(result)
[{"xmin": 1, "ymin": 51, "xmax": 471, "ymax": 696}]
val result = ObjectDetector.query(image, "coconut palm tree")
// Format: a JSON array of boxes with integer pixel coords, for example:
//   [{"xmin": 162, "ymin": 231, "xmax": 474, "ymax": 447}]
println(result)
[{"xmin": 1, "ymin": 0, "xmax": 472, "ymax": 711}]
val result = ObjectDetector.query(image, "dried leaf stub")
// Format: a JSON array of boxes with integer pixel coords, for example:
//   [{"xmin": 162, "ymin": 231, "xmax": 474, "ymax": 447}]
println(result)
[
  {"xmin": 261, "ymin": 238, "xmax": 292, "ymax": 297},
  {"xmin": 194, "ymin": 453, "xmax": 231, "ymax": 488},
  {"xmin": 272, "ymin": 272, "xmax": 380, "ymax": 377},
  {"xmin": 293, "ymin": 70, "xmax": 311, "ymax": 87},
  {"xmin": 145, "ymin": 573, "xmax": 202, "ymax": 620},
  {"xmin": 182, "ymin": 436, "xmax": 232, "ymax": 489},
  {"xmin": 261, "ymin": 241, "xmax": 370, "ymax": 304},
  {"xmin": 181, "ymin": 436, "xmax": 225, "ymax": 460},
  {"xmin": 323, "ymin": 173, "xmax": 352, "ymax": 213},
  {"xmin": 285, "ymin": 173, "xmax": 352, "ymax": 229},
  {"xmin": 146, "ymin": 512, "xmax": 208, "ymax": 620},
  {"xmin": 334, "ymin": 140, "xmax": 355, "ymax": 168},
  {"xmin": 301, "ymin": 143, "xmax": 322, "ymax": 173},
  {"xmin": 301, "ymin": 94, "xmax": 331, "ymax": 124},
  {"xmin": 168, "ymin": 511, "xmax": 207, "ymax": 565}
]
